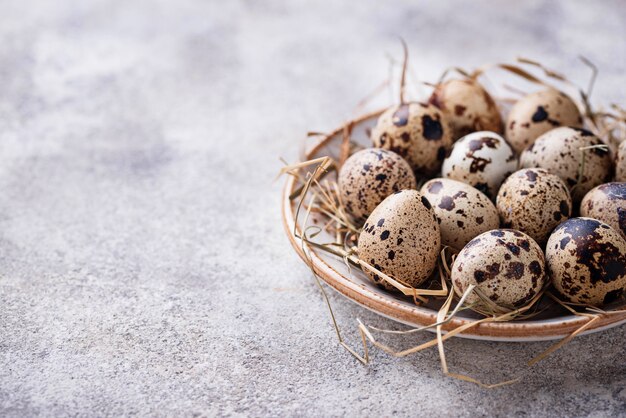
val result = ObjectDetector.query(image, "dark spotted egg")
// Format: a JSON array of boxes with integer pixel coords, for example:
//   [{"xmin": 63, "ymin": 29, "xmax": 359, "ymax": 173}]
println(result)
[
  {"xmin": 441, "ymin": 131, "xmax": 517, "ymax": 199},
  {"xmin": 428, "ymin": 78, "xmax": 503, "ymax": 140},
  {"xmin": 616, "ymin": 141, "xmax": 626, "ymax": 182},
  {"xmin": 371, "ymin": 102, "xmax": 453, "ymax": 175},
  {"xmin": 358, "ymin": 190, "xmax": 441, "ymax": 290},
  {"xmin": 519, "ymin": 127, "xmax": 613, "ymax": 203},
  {"xmin": 451, "ymin": 229, "xmax": 546, "ymax": 310},
  {"xmin": 420, "ymin": 178, "xmax": 499, "ymax": 251},
  {"xmin": 338, "ymin": 148, "xmax": 417, "ymax": 224},
  {"xmin": 496, "ymin": 168, "xmax": 572, "ymax": 246},
  {"xmin": 580, "ymin": 182, "xmax": 626, "ymax": 240},
  {"xmin": 505, "ymin": 89, "xmax": 582, "ymax": 154},
  {"xmin": 546, "ymin": 217, "xmax": 626, "ymax": 306}
]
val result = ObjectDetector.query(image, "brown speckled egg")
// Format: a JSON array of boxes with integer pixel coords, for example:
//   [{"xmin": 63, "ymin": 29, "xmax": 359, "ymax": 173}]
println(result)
[
  {"xmin": 546, "ymin": 217, "xmax": 626, "ymax": 306},
  {"xmin": 338, "ymin": 148, "xmax": 417, "ymax": 223},
  {"xmin": 358, "ymin": 190, "xmax": 441, "ymax": 290},
  {"xmin": 371, "ymin": 102, "xmax": 453, "ymax": 175},
  {"xmin": 451, "ymin": 229, "xmax": 546, "ymax": 310},
  {"xmin": 616, "ymin": 141, "xmax": 626, "ymax": 182},
  {"xmin": 496, "ymin": 168, "xmax": 572, "ymax": 246},
  {"xmin": 420, "ymin": 178, "xmax": 499, "ymax": 251},
  {"xmin": 505, "ymin": 89, "xmax": 582, "ymax": 154},
  {"xmin": 428, "ymin": 78, "xmax": 503, "ymax": 140},
  {"xmin": 519, "ymin": 127, "xmax": 613, "ymax": 202},
  {"xmin": 441, "ymin": 131, "xmax": 517, "ymax": 199},
  {"xmin": 580, "ymin": 182, "xmax": 626, "ymax": 239}
]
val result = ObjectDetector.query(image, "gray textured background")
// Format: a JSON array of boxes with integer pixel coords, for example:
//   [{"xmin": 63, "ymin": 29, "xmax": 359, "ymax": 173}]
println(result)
[{"xmin": 1, "ymin": 0, "xmax": 625, "ymax": 416}]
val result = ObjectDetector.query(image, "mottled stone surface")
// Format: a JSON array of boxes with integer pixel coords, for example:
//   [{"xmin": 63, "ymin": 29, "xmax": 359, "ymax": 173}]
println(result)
[{"xmin": 1, "ymin": 1, "xmax": 625, "ymax": 416}]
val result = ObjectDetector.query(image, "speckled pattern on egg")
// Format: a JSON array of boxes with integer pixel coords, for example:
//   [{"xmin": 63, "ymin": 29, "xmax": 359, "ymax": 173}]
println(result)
[
  {"xmin": 441, "ymin": 131, "xmax": 517, "ymax": 199},
  {"xmin": 496, "ymin": 168, "xmax": 572, "ymax": 245},
  {"xmin": 580, "ymin": 182, "xmax": 626, "ymax": 239},
  {"xmin": 451, "ymin": 229, "xmax": 546, "ymax": 310},
  {"xmin": 428, "ymin": 78, "xmax": 503, "ymax": 140},
  {"xmin": 519, "ymin": 127, "xmax": 613, "ymax": 202},
  {"xmin": 547, "ymin": 217, "xmax": 626, "ymax": 306},
  {"xmin": 420, "ymin": 178, "xmax": 499, "ymax": 250},
  {"xmin": 338, "ymin": 148, "xmax": 417, "ymax": 223},
  {"xmin": 616, "ymin": 141, "xmax": 626, "ymax": 182},
  {"xmin": 505, "ymin": 89, "xmax": 582, "ymax": 154},
  {"xmin": 357, "ymin": 190, "xmax": 441, "ymax": 290},
  {"xmin": 371, "ymin": 102, "xmax": 453, "ymax": 175}
]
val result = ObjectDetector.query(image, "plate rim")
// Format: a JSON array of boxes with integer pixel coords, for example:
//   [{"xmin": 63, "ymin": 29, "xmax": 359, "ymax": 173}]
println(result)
[{"xmin": 282, "ymin": 110, "xmax": 626, "ymax": 341}]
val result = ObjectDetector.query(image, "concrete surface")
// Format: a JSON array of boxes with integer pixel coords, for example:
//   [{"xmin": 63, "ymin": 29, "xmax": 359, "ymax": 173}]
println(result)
[{"xmin": 1, "ymin": 0, "xmax": 625, "ymax": 416}]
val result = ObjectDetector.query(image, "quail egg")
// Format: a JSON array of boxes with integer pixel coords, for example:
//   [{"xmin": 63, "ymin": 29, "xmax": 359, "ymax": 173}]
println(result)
[
  {"xmin": 338, "ymin": 148, "xmax": 417, "ymax": 223},
  {"xmin": 451, "ymin": 229, "xmax": 546, "ymax": 310},
  {"xmin": 580, "ymin": 182, "xmax": 626, "ymax": 239},
  {"xmin": 420, "ymin": 178, "xmax": 499, "ymax": 250},
  {"xmin": 616, "ymin": 141, "xmax": 626, "ymax": 182},
  {"xmin": 519, "ymin": 127, "xmax": 613, "ymax": 202},
  {"xmin": 371, "ymin": 102, "xmax": 453, "ymax": 175},
  {"xmin": 441, "ymin": 131, "xmax": 517, "ymax": 199},
  {"xmin": 546, "ymin": 217, "xmax": 626, "ymax": 306},
  {"xmin": 505, "ymin": 88, "xmax": 583, "ymax": 154},
  {"xmin": 496, "ymin": 168, "xmax": 572, "ymax": 245},
  {"xmin": 358, "ymin": 190, "xmax": 441, "ymax": 290},
  {"xmin": 428, "ymin": 78, "xmax": 503, "ymax": 139}
]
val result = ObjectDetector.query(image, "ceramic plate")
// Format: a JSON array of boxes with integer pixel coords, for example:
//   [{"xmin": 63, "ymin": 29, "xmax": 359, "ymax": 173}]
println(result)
[{"xmin": 282, "ymin": 110, "xmax": 626, "ymax": 341}]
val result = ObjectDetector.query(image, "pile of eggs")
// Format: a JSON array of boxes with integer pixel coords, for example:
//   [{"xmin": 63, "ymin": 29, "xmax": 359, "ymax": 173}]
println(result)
[{"xmin": 338, "ymin": 79, "xmax": 626, "ymax": 311}]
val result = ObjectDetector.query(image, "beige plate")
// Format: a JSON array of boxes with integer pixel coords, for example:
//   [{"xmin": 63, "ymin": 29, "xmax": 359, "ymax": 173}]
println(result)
[{"xmin": 282, "ymin": 109, "xmax": 626, "ymax": 341}]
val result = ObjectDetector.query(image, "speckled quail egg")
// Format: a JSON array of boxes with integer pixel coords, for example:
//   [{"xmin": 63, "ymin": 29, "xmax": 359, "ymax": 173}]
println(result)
[
  {"xmin": 338, "ymin": 148, "xmax": 417, "ymax": 223},
  {"xmin": 546, "ymin": 217, "xmax": 626, "ymax": 306},
  {"xmin": 428, "ymin": 78, "xmax": 503, "ymax": 140},
  {"xmin": 451, "ymin": 229, "xmax": 546, "ymax": 310},
  {"xmin": 358, "ymin": 190, "xmax": 441, "ymax": 290},
  {"xmin": 496, "ymin": 168, "xmax": 572, "ymax": 246},
  {"xmin": 441, "ymin": 131, "xmax": 517, "ymax": 199},
  {"xmin": 519, "ymin": 127, "xmax": 613, "ymax": 202},
  {"xmin": 420, "ymin": 178, "xmax": 499, "ymax": 250},
  {"xmin": 371, "ymin": 102, "xmax": 453, "ymax": 175},
  {"xmin": 505, "ymin": 88, "xmax": 583, "ymax": 154},
  {"xmin": 580, "ymin": 182, "xmax": 626, "ymax": 239},
  {"xmin": 616, "ymin": 141, "xmax": 626, "ymax": 182}
]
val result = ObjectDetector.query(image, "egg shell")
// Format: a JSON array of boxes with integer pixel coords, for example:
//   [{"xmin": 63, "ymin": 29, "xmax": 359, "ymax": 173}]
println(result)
[
  {"xmin": 496, "ymin": 168, "xmax": 572, "ymax": 246},
  {"xmin": 616, "ymin": 141, "xmax": 626, "ymax": 182},
  {"xmin": 371, "ymin": 102, "xmax": 453, "ymax": 175},
  {"xmin": 546, "ymin": 217, "xmax": 626, "ymax": 306},
  {"xmin": 420, "ymin": 178, "xmax": 499, "ymax": 250},
  {"xmin": 580, "ymin": 182, "xmax": 626, "ymax": 239},
  {"xmin": 505, "ymin": 89, "xmax": 583, "ymax": 154},
  {"xmin": 451, "ymin": 229, "xmax": 546, "ymax": 310},
  {"xmin": 358, "ymin": 190, "xmax": 441, "ymax": 290},
  {"xmin": 519, "ymin": 127, "xmax": 613, "ymax": 202},
  {"xmin": 428, "ymin": 79, "xmax": 503, "ymax": 140},
  {"xmin": 338, "ymin": 148, "xmax": 417, "ymax": 223},
  {"xmin": 441, "ymin": 131, "xmax": 517, "ymax": 199}
]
